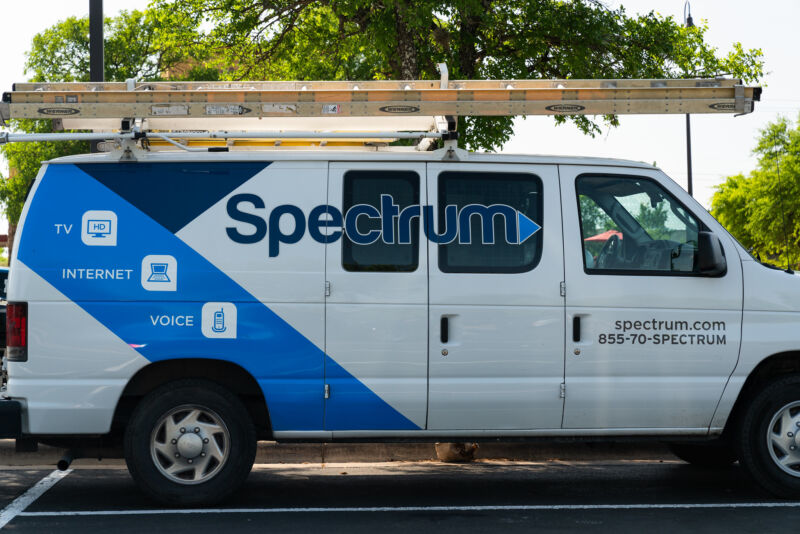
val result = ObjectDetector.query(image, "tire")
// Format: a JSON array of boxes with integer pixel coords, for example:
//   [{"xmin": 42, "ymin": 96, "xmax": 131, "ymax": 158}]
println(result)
[
  {"xmin": 124, "ymin": 379, "xmax": 257, "ymax": 506},
  {"xmin": 737, "ymin": 375, "xmax": 800, "ymax": 498},
  {"xmin": 667, "ymin": 441, "xmax": 737, "ymax": 467}
]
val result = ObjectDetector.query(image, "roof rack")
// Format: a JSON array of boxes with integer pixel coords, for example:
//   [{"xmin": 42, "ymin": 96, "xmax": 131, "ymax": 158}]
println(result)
[{"xmin": 0, "ymin": 63, "xmax": 761, "ymax": 152}]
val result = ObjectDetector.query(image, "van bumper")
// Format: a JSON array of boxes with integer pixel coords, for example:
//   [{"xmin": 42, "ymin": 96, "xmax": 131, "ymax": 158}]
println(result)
[{"xmin": 0, "ymin": 399, "xmax": 22, "ymax": 438}]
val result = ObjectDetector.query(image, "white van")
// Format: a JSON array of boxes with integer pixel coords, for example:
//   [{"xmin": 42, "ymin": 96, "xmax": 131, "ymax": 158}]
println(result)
[{"xmin": 1, "ymin": 146, "xmax": 797, "ymax": 504}]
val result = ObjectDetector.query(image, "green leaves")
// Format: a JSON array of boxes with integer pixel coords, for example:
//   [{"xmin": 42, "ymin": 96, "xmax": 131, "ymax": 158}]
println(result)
[
  {"xmin": 0, "ymin": 120, "xmax": 89, "ymax": 223},
  {"xmin": 711, "ymin": 117, "xmax": 800, "ymax": 267},
  {"xmin": 148, "ymin": 0, "xmax": 764, "ymax": 149}
]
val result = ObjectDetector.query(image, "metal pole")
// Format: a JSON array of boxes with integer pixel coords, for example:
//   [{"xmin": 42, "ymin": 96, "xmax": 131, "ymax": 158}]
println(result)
[
  {"xmin": 685, "ymin": 114, "xmax": 693, "ymax": 196},
  {"xmin": 684, "ymin": 1, "xmax": 694, "ymax": 196},
  {"xmin": 89, "ymin": 0, "xmax": 103, "ymax": 152}
]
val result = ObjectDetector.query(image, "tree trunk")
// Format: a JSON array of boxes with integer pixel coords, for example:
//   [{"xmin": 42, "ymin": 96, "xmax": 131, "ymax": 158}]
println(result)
[
  {"xmin": 394, "ymin": 2, "xmax": 418, "ymax": 79},
  {"xmin": 457, "ymin": 1, "xmax": 490, "ymax": 78},
  {"xmin": 6, "ymin": 223, "xmax": 15, "ymax": 266}
]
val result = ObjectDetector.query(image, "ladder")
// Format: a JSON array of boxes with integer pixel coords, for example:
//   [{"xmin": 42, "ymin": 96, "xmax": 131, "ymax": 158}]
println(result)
[{"xmin": 0, "ymin": 67, "xmax": 761, "ymax": 149}]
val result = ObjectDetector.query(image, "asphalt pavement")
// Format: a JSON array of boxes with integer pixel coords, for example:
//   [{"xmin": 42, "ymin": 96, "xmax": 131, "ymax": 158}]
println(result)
[{"xmin": 0, "ymin": 459, "xmax": 797, "ymax": 533}]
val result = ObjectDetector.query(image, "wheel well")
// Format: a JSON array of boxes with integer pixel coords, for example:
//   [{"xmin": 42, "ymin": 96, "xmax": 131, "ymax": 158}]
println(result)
[
  {"xmin": 112, "ymin": 359, "xmax": 272, "ymax": 440},
  {"xmin": 724, "ymin": 351, "xmax": 800, "ymax": 436}
]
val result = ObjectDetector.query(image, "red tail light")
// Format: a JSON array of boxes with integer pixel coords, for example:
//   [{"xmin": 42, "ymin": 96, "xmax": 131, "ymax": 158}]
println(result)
[{"xmin": 6, "ymin": 302, "xmax": 27, "ymax": 362}]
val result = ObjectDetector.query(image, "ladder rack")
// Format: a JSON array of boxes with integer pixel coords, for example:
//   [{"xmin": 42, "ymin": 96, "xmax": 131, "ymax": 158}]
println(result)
[
  {"xmin": 1, "ymin": 77, "xmax": 760, "ymax": 124},
  {"xmin": 0, "ymin": 71, "xmax": 761, "ymax": 151}
]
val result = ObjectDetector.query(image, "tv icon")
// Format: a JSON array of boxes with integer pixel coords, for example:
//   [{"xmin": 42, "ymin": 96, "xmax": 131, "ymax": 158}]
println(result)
[
  {"xmin": 141, "ymin": 255, "xmax": 177, "ymax": 291},
  {"xmin": 81, "ymin": 210, "xmax": 117, "ymax": 246},
  {"xmin": 87, "ymin": 219, "xmax": 112, "ymax": 237},
  {"xmin": 202, "ymin": 302, "xmax": 237, "ymax": 339}
]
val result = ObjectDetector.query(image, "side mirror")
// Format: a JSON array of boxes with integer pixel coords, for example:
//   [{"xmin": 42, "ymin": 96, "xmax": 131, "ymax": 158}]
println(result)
[{"xmin": 697, "ymin": 231, "xmax": 727, "ymax": 276}]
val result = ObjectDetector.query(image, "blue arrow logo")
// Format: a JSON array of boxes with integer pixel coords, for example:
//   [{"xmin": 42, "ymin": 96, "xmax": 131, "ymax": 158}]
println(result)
[{"xmin": 517, "ymin": 211, "xmax": 542, "ymax": 244}]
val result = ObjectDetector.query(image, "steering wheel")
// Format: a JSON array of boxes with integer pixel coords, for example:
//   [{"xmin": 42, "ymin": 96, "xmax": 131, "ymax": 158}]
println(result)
[{"xmin": 596, "ymin": 234, "xmax": 622, "ymax": 269}]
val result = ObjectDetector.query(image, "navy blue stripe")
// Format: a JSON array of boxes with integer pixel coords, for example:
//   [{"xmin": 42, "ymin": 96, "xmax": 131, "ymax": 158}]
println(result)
[{"xmin": 78, "ymin": 162, "xmax": 270, "ymax": 234}]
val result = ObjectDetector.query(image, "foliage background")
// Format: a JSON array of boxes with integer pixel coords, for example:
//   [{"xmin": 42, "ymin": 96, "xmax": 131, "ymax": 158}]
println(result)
[{"xmin": 711, "ymin": 116, "xmax": 800, "ymax": 269}]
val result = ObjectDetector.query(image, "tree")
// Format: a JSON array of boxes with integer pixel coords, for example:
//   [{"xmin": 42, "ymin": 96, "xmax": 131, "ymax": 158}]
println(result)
[
  {"xmin": 149, "ymin": 0, "xmax": 764, "ymax": 149},
  {"xmin": 0, "ymin": 10, "xmax": 194, "ymax": 254},
  {"xmin": 711, "ymin": 117, "xmax": 800, "ymax": 268},
  {"xmin": 579, "ymin": 195, "xmax": 618, "ymax": 238},
  {"xmin": 636, "ymin": 201, "xmax": 669, "ymax": 240}
]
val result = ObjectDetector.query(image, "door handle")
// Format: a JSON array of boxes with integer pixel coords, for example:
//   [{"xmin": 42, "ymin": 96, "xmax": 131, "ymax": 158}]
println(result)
[
  {"xmin": 441, "ymin": 316, "xmax": 449, "ymax": 344},
  {"xmin": 572, "ymin": 316, "xmax": 581, "ymax": 342}
]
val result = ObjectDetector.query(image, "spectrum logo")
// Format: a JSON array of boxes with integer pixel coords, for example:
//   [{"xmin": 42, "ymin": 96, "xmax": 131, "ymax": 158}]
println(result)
[{"xmin": 226, "ymin": 193, "xmax": 542, "ymax": 257}]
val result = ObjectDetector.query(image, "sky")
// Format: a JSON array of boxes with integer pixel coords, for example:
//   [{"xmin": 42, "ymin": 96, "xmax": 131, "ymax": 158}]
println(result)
[{"xmin": 1, "ymin": 0, "xmax": 799, "ymax": 217}]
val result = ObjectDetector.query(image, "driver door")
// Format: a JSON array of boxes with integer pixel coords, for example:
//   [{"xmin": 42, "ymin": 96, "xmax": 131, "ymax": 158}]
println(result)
[{"xmin": 560, "ymin": 166, "xmax": 742, "ymax": 430}]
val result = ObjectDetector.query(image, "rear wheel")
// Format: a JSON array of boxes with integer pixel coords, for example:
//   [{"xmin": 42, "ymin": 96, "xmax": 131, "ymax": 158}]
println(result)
[
  {"xmin": 738, "ymin": 375, "xmax": 800, "ymax": 498},
  {"xmin": 667, "ymin": 441, "xmax": 737, "ymax": 467},
  {"xmin": 124, "ymin": 379, "xmax": 257, "ymax": 505}
]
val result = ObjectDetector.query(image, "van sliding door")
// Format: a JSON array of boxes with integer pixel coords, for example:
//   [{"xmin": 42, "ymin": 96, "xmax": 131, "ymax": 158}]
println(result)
[{"xmin": 425, "ymin": 163, "xmax": 565, "ymax": 430}]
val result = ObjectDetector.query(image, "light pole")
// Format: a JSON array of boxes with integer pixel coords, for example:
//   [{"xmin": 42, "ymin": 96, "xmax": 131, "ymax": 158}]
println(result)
[
  {"xmin": 684, "ymin": 1, "xmax": 694, "ymax": 196},
  {"xmin": 89, "ymin": 0, "xmax": 103, "ymax": 153}
]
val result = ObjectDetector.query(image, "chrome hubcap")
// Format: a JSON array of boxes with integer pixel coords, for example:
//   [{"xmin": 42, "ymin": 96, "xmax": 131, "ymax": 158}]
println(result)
[
  {"xmin": 150, "ymin": 405, "xmax": 230, "ymax": 485},
  {"xmin": 767, "ymin": 400, "xmax": 800, "ymax": 477}
]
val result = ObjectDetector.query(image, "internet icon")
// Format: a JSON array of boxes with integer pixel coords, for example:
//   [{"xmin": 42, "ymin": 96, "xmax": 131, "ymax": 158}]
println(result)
[
  {"xmin": 141, "ymin": 255, "xmax": 177, "ymax": 291},
  {"xmin": 147, "ymin": 263, "xmax": 171, "ymax": 283}
]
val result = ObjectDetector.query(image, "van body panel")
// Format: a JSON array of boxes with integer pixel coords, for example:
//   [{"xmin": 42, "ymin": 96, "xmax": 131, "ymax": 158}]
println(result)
[
  {"xmin": 324, "ymin": 162, "xmax": 428, "ymax": 430},
  {"xmin": 12, "ymin": 162, "xmax": 328, "ymax": 431},
  {"xmin": 175, "ymin": 161, "xmax": 328, "ymax": 305},
  {"xmin": 7, "ymin": 262, "xmax": 148, "ymax": 434},
  {"xmin": 710, "ymin": 261, "xmax": 800, "ymax": 428},
  {"xmin": 559, "ymin": 165, "xmax": 743, "ymax": 429}
]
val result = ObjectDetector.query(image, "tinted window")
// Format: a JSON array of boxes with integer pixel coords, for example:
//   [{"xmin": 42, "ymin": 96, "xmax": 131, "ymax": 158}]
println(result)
[
  {"xmin": 342, "ymin": 170, "xmax": 420, "ymax": 272},
  {"xmin": 438, "ymin": 172, "xmax": 543, "ymax": 273},
  {"xmin": 577, "ymin": 175, "xmax": 701, "ymax": 274}
]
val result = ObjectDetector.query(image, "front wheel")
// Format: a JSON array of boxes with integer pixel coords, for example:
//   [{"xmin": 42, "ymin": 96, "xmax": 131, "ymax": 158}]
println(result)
[
  {"xmin": 124, "ymin": 379, "xmax": 257, "ymax": 505},
  {"xmin": 738, "ymin": 375, "xmax": 800, "ymax": 498}
]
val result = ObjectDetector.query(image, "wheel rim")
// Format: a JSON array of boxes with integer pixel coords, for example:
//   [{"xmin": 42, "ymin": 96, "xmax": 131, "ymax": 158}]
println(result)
[
  {"xmin": 150, "ymin": 404, "xmax": 230, "ymax": 485},
  {"xmin": 767, "ymin": 400, "xmax": 800, "ymax": 477}
]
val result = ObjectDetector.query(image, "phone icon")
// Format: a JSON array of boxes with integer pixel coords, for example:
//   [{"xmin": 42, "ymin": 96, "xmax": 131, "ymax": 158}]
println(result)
[
  {"xmin": 212, "ymin": 309, "xmax": 226, "ymax": 333},
  {"xmin": 202, "ymin": 302, "xmax": 237, "ymax": 339}
]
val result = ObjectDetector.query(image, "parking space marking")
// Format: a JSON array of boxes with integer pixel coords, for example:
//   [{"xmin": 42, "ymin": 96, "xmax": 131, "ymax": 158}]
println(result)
[
  {"xmin": 0, "ymin": 469, "xmax": 72, "ymax": 529},
  {"xmin": 17, "ymin": 502, "xmax": 800, "ymax": 517}
]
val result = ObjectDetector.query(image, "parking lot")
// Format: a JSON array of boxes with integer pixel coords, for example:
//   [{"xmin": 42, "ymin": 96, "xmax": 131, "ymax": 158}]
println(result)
[{"xmin": 1, "ymin": 458, "xmax": 799, "ymax": 532}]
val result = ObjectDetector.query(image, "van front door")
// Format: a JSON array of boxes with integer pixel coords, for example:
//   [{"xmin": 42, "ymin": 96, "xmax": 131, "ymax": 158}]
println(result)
[
  {"xmin": 426, "ymin": 163, "xmax": 565, "ymax": 430},
  {"xmin": 560, "ymin": 166, "xmax": 742, "ymax": 430},
  {"xmin": 324, "ymin": 163, "xmax": 428, "ymax": 432}
]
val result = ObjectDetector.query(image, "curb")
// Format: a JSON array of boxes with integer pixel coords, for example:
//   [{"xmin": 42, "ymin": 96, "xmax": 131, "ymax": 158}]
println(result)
[{"xmin": 0, "ymin": 439, "xmax": 676, "ymax": 467}]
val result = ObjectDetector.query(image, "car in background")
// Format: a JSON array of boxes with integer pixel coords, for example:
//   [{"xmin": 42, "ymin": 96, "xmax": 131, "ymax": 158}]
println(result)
[{"xmin": 0, "ymin": 266, "xmax": 7, "ymax": 388}]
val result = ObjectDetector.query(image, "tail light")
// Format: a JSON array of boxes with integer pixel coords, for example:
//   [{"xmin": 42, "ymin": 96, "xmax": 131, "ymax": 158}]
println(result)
[{"xmin": 6, "ymin": 302, "xmax": 27, "ymax": 362}]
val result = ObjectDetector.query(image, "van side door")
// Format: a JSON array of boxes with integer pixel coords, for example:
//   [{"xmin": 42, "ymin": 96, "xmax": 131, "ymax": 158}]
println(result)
[
  {"xmin": 559, "ymin": 166, "xmax": 743, "ymax": 430},
  {"xmin": 426, "ymin": 163, "xmax": 565, "ymax": 430},
  {"xmin": 324, "ymin": 162, "xmax": 428, "ymax": 432}
]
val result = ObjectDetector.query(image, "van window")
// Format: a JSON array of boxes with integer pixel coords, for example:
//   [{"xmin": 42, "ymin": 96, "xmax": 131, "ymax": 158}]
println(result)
[
  {"xmin": 438, "ymin": 172, "xmax": 543, "ymax": 273},
  {"xmin": 342, "ymin": 170, "xmax": 420, "ymax": 272},
  {"xmin": 576, "ymin": 175, "xmax": 701, "ymax": 274}
]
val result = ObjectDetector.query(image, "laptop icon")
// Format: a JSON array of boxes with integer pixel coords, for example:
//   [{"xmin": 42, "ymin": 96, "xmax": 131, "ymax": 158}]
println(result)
[{"xmin": 147, "ymin": 263, "xmax": 171, "ymax": 282}]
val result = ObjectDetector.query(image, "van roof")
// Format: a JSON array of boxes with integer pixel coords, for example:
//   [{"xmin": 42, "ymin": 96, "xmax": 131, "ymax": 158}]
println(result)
[{"xmin": 45, "ymin": 148, "xmax": 658, "ymax": 171}]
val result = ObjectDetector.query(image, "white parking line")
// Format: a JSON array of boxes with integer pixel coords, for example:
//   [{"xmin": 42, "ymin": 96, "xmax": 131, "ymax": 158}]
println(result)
[
  {"xmin": 17, "ymin": 501, "xmax": 800, "ymax": 516},
  {"xmin": 0, "ymin": 469, "xmax": 72, "ymax": 529}
]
